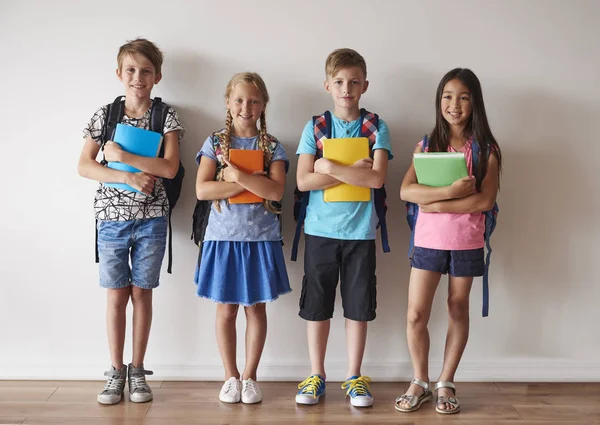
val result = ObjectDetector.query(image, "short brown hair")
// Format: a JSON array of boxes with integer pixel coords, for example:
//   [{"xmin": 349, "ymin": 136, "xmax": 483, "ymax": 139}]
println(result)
[
  {"xmin": 117, "ymin": 38, "xmax": 164, "ymax": 75},
  {"xmin": 325, "ymin": 48, "xmax": 367, "ymax": 79}
]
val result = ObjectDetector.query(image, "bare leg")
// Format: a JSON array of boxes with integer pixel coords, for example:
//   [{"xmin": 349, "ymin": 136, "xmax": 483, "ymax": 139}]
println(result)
[
  {"xmin": 107, "ymin": 287, "xmax": 131, "ymax": 369},
  {"xmin": 436, "ymin": 276, "xmax": 473, "ymax": 410},
  {"xmin": 398, "ymin": 268, "xmax": 441, "ymax": 409},
  {"xmin": 307, "ymin": 320, "xmax": 330, "ymax": 379},
  {"xmin": 345, "ymin": 319, "xmax": 367, "ymax": 378},
  {"xmin": 131, "ymin": 286, "xmax": 153, "ymax": 367},
  {"xmin": 241, "ymin": 303, "xmax": 267, "ymax": 381},
  {"xmin": 216, "ymin": 304, "xmax": 240, "ymax": 379}
]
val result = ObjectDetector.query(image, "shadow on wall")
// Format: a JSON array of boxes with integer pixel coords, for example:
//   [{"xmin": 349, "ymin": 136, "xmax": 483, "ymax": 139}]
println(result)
[
  {"xmin": 364, "ymin": 66, "xmax": 446, "ymax": 368},
  {"xmin": 487, "ymin": 86, "xmax": 598, "ymax": 358}
]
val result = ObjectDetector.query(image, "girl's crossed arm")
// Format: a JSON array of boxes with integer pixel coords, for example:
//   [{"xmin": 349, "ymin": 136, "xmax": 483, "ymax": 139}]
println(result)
[
  {"xmin": 400, "ymin": 144, "xmax": 476, "ymax": 205},
  {"xmin": 195, "ymin": 156, "xmax": 245, "ymax": 201},
  {"xmin": 222, "ymin": 157, "xmax": 286, "ymax": 202},
  {"xmin": 421, "ymin": 153, "xmax": 499, "ymax": 214}
]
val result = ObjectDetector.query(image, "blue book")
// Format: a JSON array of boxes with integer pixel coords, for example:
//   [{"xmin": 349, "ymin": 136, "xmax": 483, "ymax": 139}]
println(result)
[{"xmin": 105, "ymin": 124, "xmax": 163, "ymax": 193}]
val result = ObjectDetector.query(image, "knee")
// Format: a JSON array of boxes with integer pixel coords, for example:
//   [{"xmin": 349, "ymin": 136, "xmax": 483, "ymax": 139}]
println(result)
[
  {"xmin": 244, "ymin": 303, "xmax": 266, "ymax": 321},
  {"xmin": 131, "ymin": 287, "xmax": 152, "ymax": 306},
  {"xmin": 107, "ymin": 288, "xmax": 130, "ymax": 311},
  {"xmin": 447, "ymin": 297, "xmax": 469, "ymax": 321},
  {"xmin": 217, "ymin": 304, "xmax": 239, "ymax": 322},
  {"xmin": 407, "ymin": 308, "xmax": 429, "ymax": 329}
]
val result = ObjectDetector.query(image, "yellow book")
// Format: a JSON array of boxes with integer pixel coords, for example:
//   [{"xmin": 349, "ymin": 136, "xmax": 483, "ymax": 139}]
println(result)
[{"xmin": 322, "ymin": 137, "xmax": 371, "ymax": 202}]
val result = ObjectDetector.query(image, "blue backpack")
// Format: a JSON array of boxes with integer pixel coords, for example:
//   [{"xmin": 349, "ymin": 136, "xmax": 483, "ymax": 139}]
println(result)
[
  {"xmin": 406, "ymin": 135, "xmax": 498, "ymax": 317},
  {"xmin": 291, "ymin": 109, "xmax": 390, "ymax": 261}
]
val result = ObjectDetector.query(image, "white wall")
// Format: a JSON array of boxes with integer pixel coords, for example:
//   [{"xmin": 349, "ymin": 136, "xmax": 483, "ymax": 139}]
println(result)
[{"xmin": 1, "ymin": 0, "xmax": 599, "ymax": 381}]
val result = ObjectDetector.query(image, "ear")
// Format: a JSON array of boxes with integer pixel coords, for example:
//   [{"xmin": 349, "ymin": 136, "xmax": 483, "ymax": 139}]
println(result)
[
  {"xmin": 116, "ymin": 68, "xmax": 123, "ymax": 82},
  {"xmin": 362, "ymin": 80, "xmax": 369, "ymax": 94},
  {"xmin": 324, "ymin": 79, "xmax": 331, "ymax": 93},
  {"xmin": 154, "ymin": 72, "xmax": 162, "ymax": 84}
]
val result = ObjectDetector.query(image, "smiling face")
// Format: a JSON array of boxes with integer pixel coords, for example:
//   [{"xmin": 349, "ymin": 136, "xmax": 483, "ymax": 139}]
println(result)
[
  {"xmin": 440, "ymin": 78, "xmax": 473, "ymax": 130},
  {"xmin": 226, "ymin": 82, "xmax": 265, "ymax": 137},
  {"xmin": 116, "ymin": 53, "xmax": 161, "ymax": 100}
]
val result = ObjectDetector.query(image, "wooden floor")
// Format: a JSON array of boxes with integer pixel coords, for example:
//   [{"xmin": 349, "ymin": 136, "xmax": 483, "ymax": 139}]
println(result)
[{"xmin": 1, "ymin": 381, "xmax": 599, "ymax": 424}]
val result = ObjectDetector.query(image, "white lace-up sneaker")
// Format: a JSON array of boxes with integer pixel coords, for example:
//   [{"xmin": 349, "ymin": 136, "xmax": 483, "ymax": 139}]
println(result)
[
  {"xmin": 241, "ymin": 378, "xmax": 263, "ymax": 404},
  {"xmin": 219, "ymin": 377, "xmax": 242, "ymax": 403}
]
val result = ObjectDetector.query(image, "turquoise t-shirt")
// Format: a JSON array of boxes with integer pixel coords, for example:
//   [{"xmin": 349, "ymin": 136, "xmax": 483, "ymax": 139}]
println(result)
[{"xmin": 296, "ymin": 112, "xmax": 393, "ymax": 240}]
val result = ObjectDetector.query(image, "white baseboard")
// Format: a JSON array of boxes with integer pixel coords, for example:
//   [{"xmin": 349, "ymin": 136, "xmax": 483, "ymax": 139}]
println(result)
[{"xmin": 2, "ymin": 361, "xmax": 599, "ymax": 382}]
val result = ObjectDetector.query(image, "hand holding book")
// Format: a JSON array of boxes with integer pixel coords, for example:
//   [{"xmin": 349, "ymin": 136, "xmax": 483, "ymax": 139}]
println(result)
[
  {"xmin": 104, "ymin": 124, "xmax": 163, "ymax": 193},
  {"xmin": 448, "ymin": 175, "xmax": 476, "ymax": 199},
  {"xmin": 223, "ymin": 149, "xmax": 265, "ymax": 204},
  {"xmin": 124, "ymin": 172, "xmax": 157, "ymax": 195}
]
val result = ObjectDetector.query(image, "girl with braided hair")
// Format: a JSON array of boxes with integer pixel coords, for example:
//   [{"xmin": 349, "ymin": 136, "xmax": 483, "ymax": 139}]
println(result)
[{"xmin": 194, "ymin": 72, "xmax": 291, "ymax": 404}]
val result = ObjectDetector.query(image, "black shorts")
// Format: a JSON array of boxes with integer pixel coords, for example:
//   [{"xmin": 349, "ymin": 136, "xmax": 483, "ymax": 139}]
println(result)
[{"xmin": 299, "ymin": 234, "xmax": 377, "ymax": 322}]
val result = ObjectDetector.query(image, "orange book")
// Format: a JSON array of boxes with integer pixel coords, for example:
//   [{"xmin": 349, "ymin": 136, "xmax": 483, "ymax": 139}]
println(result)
[{"xmin": 228, "ymin": 149, "xmax": 264, "ymax": 204}]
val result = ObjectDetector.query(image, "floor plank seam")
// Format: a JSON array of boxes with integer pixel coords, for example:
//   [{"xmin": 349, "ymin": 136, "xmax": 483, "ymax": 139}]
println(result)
[{"xmin": 44, "ymin": 387, "xmax": 58, "ymax": 402}]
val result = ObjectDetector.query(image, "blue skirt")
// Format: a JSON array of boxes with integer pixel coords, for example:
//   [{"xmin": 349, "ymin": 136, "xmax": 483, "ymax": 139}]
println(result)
[{"xmin": 195, "ymin": 241, "xmax": 291, "ymax": 306}]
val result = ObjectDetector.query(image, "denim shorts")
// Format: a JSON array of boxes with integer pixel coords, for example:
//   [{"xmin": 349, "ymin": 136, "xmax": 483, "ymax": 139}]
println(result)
[
  {"xmin": 97, "ymin": 216, "xmax": 168, "ymax": 289},
  {"xmin": 410, "ymin": 246, "xmax": 484, "ymax": 277}
]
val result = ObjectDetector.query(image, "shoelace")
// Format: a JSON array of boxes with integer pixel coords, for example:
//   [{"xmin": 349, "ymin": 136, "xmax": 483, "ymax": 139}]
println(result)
[
  {"xmin": 297, "ymin": 375, "xmax": 323, "ymax": 398},
  {"xmin": 243, "ymin": 380, "xmax": 259, "ymax": 395},
  {"xmin": 222, "ymin": 378, "xmax": 238, "ymax": 394},
  {"xmin": 341, "ymin": 376, "xmax": 372, "ymax": 397},
  {"xmin": 102, "ymin": 376, "xmax": 124, "ymax": 392},
  {"xmin": 129, "ymin": 374, "xmax": 150, "ymax": 392}
]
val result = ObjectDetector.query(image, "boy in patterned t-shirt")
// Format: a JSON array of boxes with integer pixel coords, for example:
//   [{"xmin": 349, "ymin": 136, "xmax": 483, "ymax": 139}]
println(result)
[{"xmin": 77, "ymin": 38, "xmax": 184, "ymax": 405}]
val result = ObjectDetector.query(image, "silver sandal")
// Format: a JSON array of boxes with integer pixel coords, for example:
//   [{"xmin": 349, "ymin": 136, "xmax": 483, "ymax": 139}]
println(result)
[
  {"xmin": 434, "ymin": 381, "xmax": 460, "ymax": 414},
  {"xmin": 395, "ymin": 378, "xmax": 432, "ymax": 413}
]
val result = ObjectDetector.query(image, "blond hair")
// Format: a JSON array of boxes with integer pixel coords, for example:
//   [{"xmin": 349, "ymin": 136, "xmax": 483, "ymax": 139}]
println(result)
[
  {"xmin": 214, "ymin": 72, "xmax": 279, "ymax": 214},
  {"xmin": 117, "ymin": 38, "xmax": 164, "ymax": 75},
  {"xmin": 325, "ymin": 48, "xmax": 367, "ymax": 79}
]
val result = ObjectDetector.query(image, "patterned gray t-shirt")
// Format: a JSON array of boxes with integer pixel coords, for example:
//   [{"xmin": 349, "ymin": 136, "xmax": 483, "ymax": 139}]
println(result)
[
  {"xmin": 196, "ymin": 134, "xmax": 288, "ymax": 242},
  {"xmin": 83, "ymin": 101, "xmax": 184, "ymax": 221}
]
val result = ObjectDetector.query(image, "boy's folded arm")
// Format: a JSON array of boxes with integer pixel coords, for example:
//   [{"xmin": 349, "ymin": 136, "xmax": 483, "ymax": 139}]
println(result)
[
  {"xmin": 324, "ymin": 149, "xmax": 388, "ymax": 189},
  {"xmin": 195, "ymin": 156, "xmax": 244, "ymax": 201},
  {"xmin": 78, "ymin": 137, "xmax": 131, "ymax": 184},
  {"xmin": 296, "ymin": 153, "xmax": 341, "ymax": 191},
  {"xmin": 116, "ymin": 131, "xmax": 181, "ymax": 179},
  {"xmin": 235, "ymin": 160, "xmax": 286, "ymax": 201}
]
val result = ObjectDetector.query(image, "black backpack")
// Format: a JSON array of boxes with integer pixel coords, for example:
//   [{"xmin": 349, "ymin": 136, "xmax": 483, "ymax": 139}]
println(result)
[{"xmin": 96, "ymin": 96, "xmax": 185, "ymax": 273}]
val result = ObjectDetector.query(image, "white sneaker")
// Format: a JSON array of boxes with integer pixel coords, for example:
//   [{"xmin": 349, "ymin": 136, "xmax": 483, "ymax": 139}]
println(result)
[
  {"xmin": 219, "ymin": 377, "xmax": 241, "ymax": 403},
  {"xmin": 241, "ymin": 378, "xmax": 263, "ymax": 404}
]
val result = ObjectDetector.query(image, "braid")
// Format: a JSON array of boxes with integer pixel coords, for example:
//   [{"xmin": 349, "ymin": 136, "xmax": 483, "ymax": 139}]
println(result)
[
  {"xmin": 213, "ymin": 110, "xmax": 234, "ymax": 213},
  {"xmin": 258, "ymin": 111, "xmax": 272, "ymax": 166},
  {"xmin": 222, "ymin": 109, "xmax": 233, "ymax": 162},
  {"xmin": 258, "ymin": 110, "xmax": 280, "ymax": 214}
]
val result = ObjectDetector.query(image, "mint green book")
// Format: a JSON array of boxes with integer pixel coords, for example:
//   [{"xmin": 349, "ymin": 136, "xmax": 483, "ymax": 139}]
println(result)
[{"xmin": 413, "ymin": 152, "xmax": 468, "ymax": 187}]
